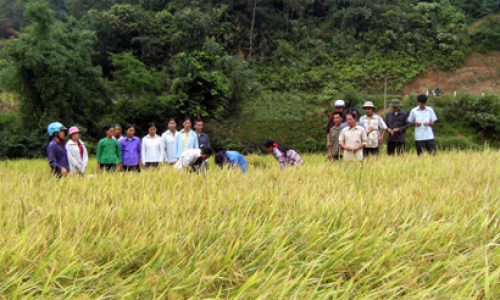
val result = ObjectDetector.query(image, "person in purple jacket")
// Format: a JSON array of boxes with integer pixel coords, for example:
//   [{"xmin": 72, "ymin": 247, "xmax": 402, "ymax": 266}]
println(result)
[
  {"xmin": 119, "ymin": 124, "xmax": 142, "ymax": 172},
  {"xmin": 46, "ymin": 122, "xmax": 70, "ymax": 178}
]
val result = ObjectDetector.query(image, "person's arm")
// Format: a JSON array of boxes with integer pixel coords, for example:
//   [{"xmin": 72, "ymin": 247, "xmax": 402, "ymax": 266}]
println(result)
[
  {"xmin": 378, "ymin": 117, "xmax": 387, "ymax": 146},
  {"xmin": 48, "ymin": 143, "xmax": 65, "ymax": 173},
  {"xmin": 160, "ymin": 137, "xmax": 166, "ymax": 163},
  {"xmin": 205, "ymin": 134, "xmax": 211, "ymax": 149},
  {"xmin": 141, "ymin": 138, "xmax": 146, "ymax": 167},
  {"xmin": 239, "ymin": 155, "xmax": 248, "ymax": 173},
  {"xmin": 82, "ymin": 144, "xmax": 88, "ymax": 173},
  {"xmin": 66, "ymin": 144, "xmax": 77, "ymax": 173},
  {"xmin": 397, "ymin": 113, "xmax": 409, "ymax": 133},
  {"xmin": 359, "ymin": 128, "xmax": 368, "ymax": 150},
  {"xmin": 424, "ymin": 109, "xmax": 438, "ymax": 127},
  {"xmin": 408, "ymin": 110, "xmax": 421, "ymax": 127},
  {"xmin": 96, "ymin": 140, "xmax": 102, "ymax": 172},
  {"xmin": 116, "ymin": 140, "xmax": 122, "ymax": 171},
  {"xmin": 175, "ymin": 135, "xmax": 182, "ymax": 160},
  {"xmin": 193, "ymin": 132, "xmax": 199, "ymax": 149}
]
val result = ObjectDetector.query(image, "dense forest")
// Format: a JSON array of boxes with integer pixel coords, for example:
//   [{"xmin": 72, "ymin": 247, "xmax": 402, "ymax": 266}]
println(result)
[{"xmin": 1, "ymin": 0, "xmax": 500, "ymax": 157}]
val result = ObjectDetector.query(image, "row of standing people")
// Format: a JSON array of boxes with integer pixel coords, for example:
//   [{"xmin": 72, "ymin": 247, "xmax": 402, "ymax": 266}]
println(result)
[{"xmin": 326, "ymin": 94, "xmax": 438, "ymax": 161}]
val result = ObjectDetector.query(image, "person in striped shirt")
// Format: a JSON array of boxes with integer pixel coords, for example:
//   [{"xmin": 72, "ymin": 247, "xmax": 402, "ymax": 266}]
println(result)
[{"xmin": 263, "ymin": 140, "xmax": 304, "ymax": 170}]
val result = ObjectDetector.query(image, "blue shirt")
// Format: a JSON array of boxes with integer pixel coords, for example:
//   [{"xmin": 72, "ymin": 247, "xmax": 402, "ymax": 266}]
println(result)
[
  {"xmin": 47, "ymin": 139, "xmax": 70, "ymax": 173},
  {"xmin": 175, "ymin": 129, "xmax": 199, "ymax": 160},
  {"xmin": 120, "ymin": 136, "xmax": 142, "ymax": 166},
  {"xmin": 408, "ymin": 106, "xmax": 438, "ymax": 141},
  {"xmin": 225, "ymin": 151, "xmax": 248, "ymax": 173}
]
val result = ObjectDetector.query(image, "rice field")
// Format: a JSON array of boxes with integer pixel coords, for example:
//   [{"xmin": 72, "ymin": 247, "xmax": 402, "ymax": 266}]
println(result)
[{"xmin": 0, "ymin": 151, "xmax": 499, "ymax": 299}]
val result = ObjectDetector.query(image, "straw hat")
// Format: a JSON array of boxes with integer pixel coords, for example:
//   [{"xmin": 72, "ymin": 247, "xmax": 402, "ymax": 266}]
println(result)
[{"xmin": 362, "ymin": 101, "xmax": 376, "ymax": 109}]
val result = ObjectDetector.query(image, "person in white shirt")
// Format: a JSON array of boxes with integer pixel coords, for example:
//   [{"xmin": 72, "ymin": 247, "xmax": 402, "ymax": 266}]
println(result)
[
  {"xmin": 174, "ymin": 146, "xmax": 212, "ymax": 173},
  {"xmin": 339, "ymin": 113, "xmax": 368, "ymax": 162},
  {"xmin": 66, "ymin": 126, "xmax": 89, "ymax": 174},
  {"xmin": 141, "ymin": 122, "xmax": 165, "ymax": 168},
  {"xmin": 408, "ymin": 94, "xmax": 438, "ymax": 155},
  {"xmin": 161, "ymin": 118, "xmax": 178, "ymax": 165},
  {"xmin": 360, "ymin": 101, "xmax": 387, "ymax": 157},
  {"xmin": 113, "ymin": 123, "xmax": 125, "ymax": 141}
]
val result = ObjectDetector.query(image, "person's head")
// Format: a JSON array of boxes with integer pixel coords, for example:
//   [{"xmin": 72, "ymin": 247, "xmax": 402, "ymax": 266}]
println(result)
[
  {"xmin": 200, "ymin": 146, "xmax": 212, "ymax": 160},
  {"xmin": 114, "ymin": 124, "xmax": 122, "ymax": 137},
  {"xmin": 167, "ymin": 118, "xmax": 177, "ymax": 131},
  {"xmin": 194, "ymin": 119, "xmax": 204, "ymax": 133},
  {"xmin": 104, "ymin": 125, "xmax": 115, "ymax": 138},
  {"xmin": 68, "ymin": 126, "xmax": 82, "ymax": 142},
  {"xmin": 214, "ymin": 151, "xmax": 227, "ymax": 169},
  {"xmin": 362, "ymin": 101, "xmax": 376, "ymax": 117},
  {"xmin": 48, "ymin": 122, "xmax": 67, "ymax": 141},
  {"xmin": 334, "ymin": 100, "xmax": 346, "ymax": 113},
  {"xmin": 148, "ymin": 122, "xmax": 157, "ymax": 136},
  {"xmin": 124, "ymin": 124, "xmax": 135, "ymax": 138},
  {"xmin": 182, "ymin": 117, "xmax": 192, "ymax": 131},
  {"xmin": 417, "ymin": 94, "xmax": 427, "ymax": 109},
  {"xmin": 263, "ymin": 139, "xmax": 289, "ymax": 155},
  {"xmin": 390, "ymin": 99, "xmax": 401, "ymax": 112},
  {"xmin": 333, "ymin": 112, "xmax": 343, "ymax": 126},
  {"xmin": 346, "ymin": 113, "xmax": 357, "ymax": 127}
]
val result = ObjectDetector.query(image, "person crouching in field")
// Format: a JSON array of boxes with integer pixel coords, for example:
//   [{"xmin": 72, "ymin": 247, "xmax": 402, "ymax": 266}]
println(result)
[
  {"xmin": 47, "ymin": 122, "xmax": 70, "ymax": 178},
  {"xmin": 120, "ymin": 124, "xmax": 142, "ymax": 172},
  {"xmin": 97, "ymin": 125, "xmax": 122, "ymax": 172},
  {"xmin": 214, "ymin": 151, "xmax": 248, "ymax": 173},
  {"xmin": 339, "ymin": 113, "xmax": 368, "ymax": 162},
  {"xmin": 174, "ymin": 146, "xmax": 213, "ymax": 173},
  {"xmin": 66, "ymin": 126, "xmax": 88, "ymax": 175},
  {"xmin": 263, "ymin": 140, "xmax": 304, "ymax": 170}
]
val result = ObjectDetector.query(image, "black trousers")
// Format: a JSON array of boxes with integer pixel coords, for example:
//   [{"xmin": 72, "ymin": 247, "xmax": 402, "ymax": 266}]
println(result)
[
  {"xmin": 145, "ymin": 162, "xmax": 160, "ymax": 168},
  {"xmin": 415, "ymin": 139, "xmax": 437, "ymax": 156},
  {"xmin": 123, "ymin": 165, "xmax": 141, "ymax": 172},
  {"xmin": 363, "ymin": 147, "xmax": 379, "ymax": 157},
  {"xmin": 101, "ymin": 164, "xmax": 116, "ymax": 172},
  {"xmin": 330, "ymin": 154, "xmax": 342, "ymax": 161},
  {"xmin": 387, "ymin": 142, "xmax": 405, "ymax": 155}
]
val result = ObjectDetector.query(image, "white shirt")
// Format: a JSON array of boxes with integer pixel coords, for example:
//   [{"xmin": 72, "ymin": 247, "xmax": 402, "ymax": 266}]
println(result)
[
  {"xmin": 408, "ymin": 106, "xmax": 438, "ymax": 141},
  {"xmin": 174, "ymin": 149, "xmax": 207, "ymax": 173},
  {"xmin": 66, "ymin": 139, "xmax": 89, "ymax": 174},
  {"xmin": 161, "ymin": 130, "xmax": 178, "ymax": 163},
  {"xmin": 141, "ymin": 134, "xmax": 165, "ymax": 163}
]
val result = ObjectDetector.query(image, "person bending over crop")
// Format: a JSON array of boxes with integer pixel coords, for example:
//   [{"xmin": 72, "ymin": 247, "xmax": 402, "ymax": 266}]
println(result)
[
  {"xmin": 174, "ymin": 146, "xmax": 213, "ymax": 173},
  {"xmin": 214, "ymin": 151, "xmax": 248, "ymax": 173},
  {"xmin": 263, "ymin": 140, "xmax": 304, "ymax": 170}
]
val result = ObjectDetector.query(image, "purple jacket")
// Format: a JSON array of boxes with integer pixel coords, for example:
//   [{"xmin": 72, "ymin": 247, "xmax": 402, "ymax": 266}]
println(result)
[
  {"xmin": 47, "ymin": 139, "xmax": 70, "ymax": 174},
  {"xmin": 120, "ymin": 136, "xmax": 142, "ymax": 166}
]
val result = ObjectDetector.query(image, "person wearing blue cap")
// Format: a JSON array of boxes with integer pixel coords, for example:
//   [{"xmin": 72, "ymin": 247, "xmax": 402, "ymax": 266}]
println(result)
[{"xmin": 46, "ymin": 122, "xmax": 70, "ymax": 178}]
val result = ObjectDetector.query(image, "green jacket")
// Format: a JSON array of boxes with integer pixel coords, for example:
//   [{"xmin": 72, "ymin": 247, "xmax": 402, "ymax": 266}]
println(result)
[{"xmin": 97, "ymin": 138, "xmax": 122, "ymax": 164}]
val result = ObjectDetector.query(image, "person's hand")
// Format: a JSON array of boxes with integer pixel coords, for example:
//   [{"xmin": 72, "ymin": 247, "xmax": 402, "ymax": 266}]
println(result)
[
  {"xmin": 423, "ymin": 122, "xmax": 429, "ymax": 126},
  {"xmin": 367, "ymin": 127, "xmax": 374, "ymax": 133},
  {"xmin": 394, "ymin": 128, "xmax": 400, "ymax": 133},
  {"xmin": 118, "ymin": 164, "xmax": 123, "ymax": 172},
  {"xmin": 378, "ymin": 138, "xmax": 383, "ymax": 146},
  {"xmin": 388, "ymin": 129, "xmax": 394, "ymax": 135},
  {"xmin": 415, "ymin": 122, "xmax": 422, "ymax": 127},
  {"xmin": 61, "ymin": 167, "xmax": 69, "ymax": 177},
  {"xmin": 141, "ymin": 163, "xmax": 146, "ymax": 168},
  {"xmin": 327, "ymin": 154, "xmax": 332, "ymax": 160}
]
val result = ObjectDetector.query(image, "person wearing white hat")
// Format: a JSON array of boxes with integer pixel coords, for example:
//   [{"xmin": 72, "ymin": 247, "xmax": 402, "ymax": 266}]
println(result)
[
  {"xmin": 360, "ymin": 101, "xmax": 387, "ymax": 157},
  {"xmin": 66, "ymin": 126, "xmax": 89, "ymax": 174},
  {"xmin": 326, "ymin": 100, "xmax": 346, "ymax": 150}
]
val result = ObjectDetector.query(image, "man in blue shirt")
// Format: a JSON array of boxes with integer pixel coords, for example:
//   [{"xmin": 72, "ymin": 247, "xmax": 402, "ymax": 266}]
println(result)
[{"xmin": 408, "ymin": 95, "xmax": 438, "ymax": 155}]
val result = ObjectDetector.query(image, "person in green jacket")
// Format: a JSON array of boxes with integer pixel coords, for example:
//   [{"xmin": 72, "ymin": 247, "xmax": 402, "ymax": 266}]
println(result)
[{"xmin": 97, "ymin": 125, "xmax": 122, "ymax": 172}]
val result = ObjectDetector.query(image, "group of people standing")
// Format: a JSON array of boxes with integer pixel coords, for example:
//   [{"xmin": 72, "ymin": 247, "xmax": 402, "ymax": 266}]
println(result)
[
  {"xmin": 45, "ymin": 94, "xmax": 436, "ymax": 177},
  {"xmin": 326, "ymin": 94, "xmax": 438, "ymax": 161},
  {"xmin": 46, "ymin": 118, "xmax": 252, "ymax": 177}
]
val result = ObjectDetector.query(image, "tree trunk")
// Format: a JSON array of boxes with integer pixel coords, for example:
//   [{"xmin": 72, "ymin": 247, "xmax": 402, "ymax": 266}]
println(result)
[{"xmin": 249, "ymin": 0, "xmax": 257, "ymax": 59}]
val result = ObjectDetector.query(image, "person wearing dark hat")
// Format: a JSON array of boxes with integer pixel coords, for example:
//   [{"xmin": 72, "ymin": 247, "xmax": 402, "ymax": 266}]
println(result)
[
  {"xmin": 408, "ymin": 94, "xmax": 438, "ymax": 155},
  {"xmin": 385, "ymin": 99, "xmax": 409, "ymax": 155},
  {"xmin": 360, "ymin": 101, "xmax": 387, "ymax": 156}
]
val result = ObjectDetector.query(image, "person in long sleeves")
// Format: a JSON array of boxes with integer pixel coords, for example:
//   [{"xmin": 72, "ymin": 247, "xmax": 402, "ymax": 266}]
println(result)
[
  {"xmin": 175, "ymin": 117, "xmax": 199, "ymax": 160},
  {"xmin": 66, "ymin": 126, "xmax": 88, "ymax": 175},
  {"xmin": 97, "ymin": 125, "xmax": 122, "ymax": 172},
  {"xmin": 339, "ymin": 113, "xmax": 368, "ymax": 162},
  {"xmin": 46, "ymin": 122, "xmax": 70, "ymax": 177},
  {"xmin": 385, "ymin": 99, "xmax": 409, "ymax": 155},
  {"xmin": 141, "ymin": 122, "xmax": 165, "ymax": 168},
  {"xmin": 120, "ymin": 124, "xmax": 142, "ymax": 172},
  {"xmin": 174, "ymin": 146, "xmax": 213, "ymax": 173},
  {"xmin": 161, "ymin": 118, "xmax": 178, "ymax": 165},
  {"xmin": 263, "ymin": 140, "xmax": 304, "ymax": 170},
  {"xmin": 214, "ymin": 151, "xmax": 248, "ymax": 173},
  {"xmin": 194, "ymin": 119, "xmax": 211, "ymax": 170}
]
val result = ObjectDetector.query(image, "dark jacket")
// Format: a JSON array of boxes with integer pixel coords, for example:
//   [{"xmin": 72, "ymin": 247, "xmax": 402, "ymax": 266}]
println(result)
[
  {"xmin": 197, "ymin": 133, "xmax": 211, "ymax": 149},
  {"xmin": 47, "ymin": 139, "xmax": 70, "ymax": 174},
  {"xmin": 385, "ymin": 111, "xmax": 409, "ymax": 142}
]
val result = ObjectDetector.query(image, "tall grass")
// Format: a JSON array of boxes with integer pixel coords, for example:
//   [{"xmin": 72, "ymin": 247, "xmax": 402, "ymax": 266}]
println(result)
[{"xmin": 0, "ymin": 151, "xmax": 499, "ymax": 299}]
